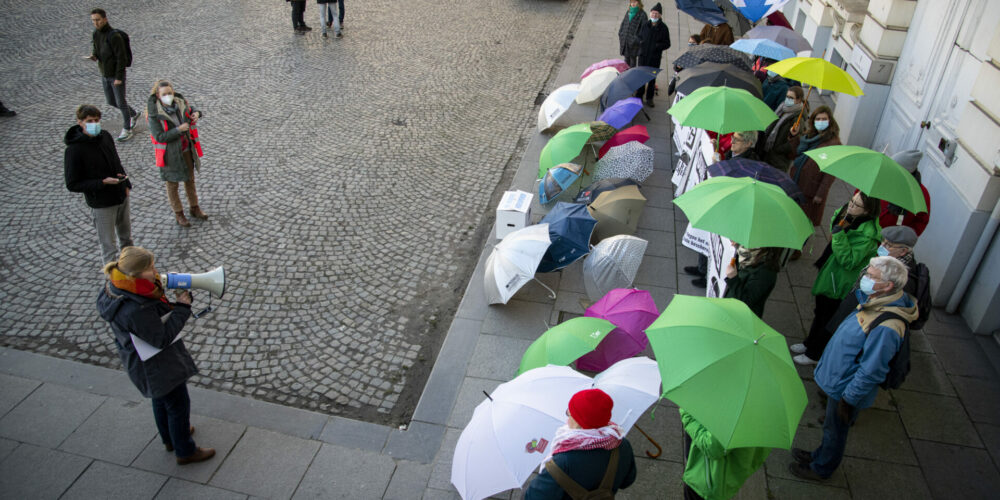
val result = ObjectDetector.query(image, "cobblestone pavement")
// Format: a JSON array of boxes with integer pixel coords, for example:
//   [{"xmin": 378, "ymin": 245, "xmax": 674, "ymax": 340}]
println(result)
[{"xmin": 0, "ymin": 0, "xmax": 585, "ymax": 424}]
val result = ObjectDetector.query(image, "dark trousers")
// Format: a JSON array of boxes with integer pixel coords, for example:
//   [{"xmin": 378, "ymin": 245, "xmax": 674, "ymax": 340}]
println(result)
[
  {"xmin": 290, "ymin": 1, "xmax": 306, "ymax": 27},
  {"xmin": 810, "ymin": 394, "xmax": 861, "ymax": 477},
  {"xmin": 642, "ymin": 78, "xmax": 657, "ymax": 101},
  {"xmin": 697, "ymin": 254, "xmax": 708, "ymax": 276},
  {"xmin": 101, "ymin": 76, "xmax": 135, "ymax": 130},
  {"xmin": 803, "ymin": 294, "xmax": 842, "ymax": 360},
  {"xmin": 152, "ymin": 383, "xmax": 196, "ymax": 457},
  {"xmin": 338, "ymin": 0, "xmax": 345, "ymax": 23}
]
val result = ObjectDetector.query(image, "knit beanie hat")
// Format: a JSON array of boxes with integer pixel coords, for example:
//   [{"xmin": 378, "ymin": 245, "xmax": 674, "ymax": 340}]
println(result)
[
  {"xmin": 891, "ymin": 149, "xmax": 923, "ymax": 173},
  {"xmin": 568, "ymin": 389, "xmax": 614, "ymax": 429},
  {"xmin": 651, "ymin": 3, "xmax": 663, "ymax": 13}
]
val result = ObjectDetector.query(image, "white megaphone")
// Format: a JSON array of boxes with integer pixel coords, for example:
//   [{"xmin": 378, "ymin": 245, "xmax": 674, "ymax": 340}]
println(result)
[{"xmin": 158, "ymin": 266, "xmax": 226, "ymax": 298}]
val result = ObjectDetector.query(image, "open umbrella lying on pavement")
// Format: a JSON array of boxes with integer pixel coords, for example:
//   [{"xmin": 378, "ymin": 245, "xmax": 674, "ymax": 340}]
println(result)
[
  {"xmin": 673, "ymin": 176, "xmax": 812, "ymax": 249},
  {"xmin": 806, "ymin": 145, "xmax": 928, "ymax": 213},
  {"xmin": 594, "ymin": 141, "xmax": 654, "ymax": 184},
  {"xmin": 539, "ymin": 163, "xmax": 583, "ymax": 205},
  {"xmin": 583, "ymin": 235, "xmax": 648, "ymax": 302},
  {"xmin": 575, "ymin": 178, "xmax": 639, "ymax": 204},
  {"xmin": 730, "ymin": 38, "xmax": 796, "ymax": 62},
  {"xmin": 581, "ymin": 58, "xmax": 630, "ymax": 79},
  {"xmin": 646, "ymin": 295, "xmax": 807, "ymax": 450},
  {"xmin": 537, "ymin": 83, "xmax": 581, "ymax": 132},
  {"xmin": 539, "ymin": 122, "xmax": 592, "ymax": 178},
  {"xmin": 668, "ymin": 85, "xmax": 777, "ymax": 134},
  {"xmin": 537, "ymin": 202, "xmax": 598, "ymax": 273},
  {"xmin": 598, "ymin": 125, "xmax": 649, "ymax": 159},
  {"xmin": 676, "ymin": 61, "xmax": 762, "ymax": 99},
  {"xmin": 452, "ymin": 360, "xmax": 661, "ymax": 500},
  {"xmin": 577, "ymin": 67, "xmax": 620, "ymax": 104},
  {"xmin": 597, "ymin": 97, "xmax": 644, "ymax": 130},
  {"xmin": 600, "ymin": 66, "xmax": 662, "ymax": 110},
  {"xmin": 484, "ymin": 224, "xmax": 551, "ymax": 305},
  {"xmin": 587, "ymin": 184, "xmax": 647, "ymax": 241},
  {"xmin": 708, "ymin": 157, "xmax": 805, "ymax": 203},
  {"xmin": 744, "ymin": 25, "xmax": 811, "ymax": 53},
  {"xmin": 518, "ymin": 317, "xmax": 616, "ymax": 374},
  {"xmin": 674, "ymin": 45, "xmax": 752, "ymax": 72},
  {"xmin": 576, "ymin": 289, "xmax": 659, "ymax": 372}
]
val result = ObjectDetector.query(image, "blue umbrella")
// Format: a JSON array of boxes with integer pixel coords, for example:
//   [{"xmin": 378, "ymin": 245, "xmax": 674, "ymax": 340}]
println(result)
[
  {"xmin": 600, "ymin": 67, "xmax": 662, "ymax": 110},
  {"xmin": 540, "ymin": 163, "xmax": 584, "ymax": 204},
  {"xmin": 675, "ymin": 0, "xmax": 727, "ymax": 26},
  {"xmin": 730, "ymin": 38, "xmax": 796, "ymax": 61},
  {"xmin": 537, "ymin": 202, "xmax": 597, "ymax": 273},
  {"xmin": 598, "ymin": 98, "xmax": 644, "ymax": 129},
  {"xmin": 732, "ymin": 0, "xmax": 789, "ymax": 23}
]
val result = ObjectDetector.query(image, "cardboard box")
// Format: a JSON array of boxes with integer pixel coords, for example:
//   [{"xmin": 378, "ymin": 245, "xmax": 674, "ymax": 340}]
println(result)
[{"xmin": 496, "ymin": 190, "xmax": 533, "ymax": 240}]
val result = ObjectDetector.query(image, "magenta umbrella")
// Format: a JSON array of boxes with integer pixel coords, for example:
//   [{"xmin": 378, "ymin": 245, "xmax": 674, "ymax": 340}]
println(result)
[
  {"xmin": 598, "ymin": 125, "xmax": 650, "ymax": 159},
  {"xmin": 575, "ymin": 289, "xmax": 660, "ymax": 372},
  {"xmin": 597, "ymin": 97, "xmax": 643, "ymax": 129},
  {"xmin": 581, "ymin": 59, "xmax": 630, "ymax": 79}
]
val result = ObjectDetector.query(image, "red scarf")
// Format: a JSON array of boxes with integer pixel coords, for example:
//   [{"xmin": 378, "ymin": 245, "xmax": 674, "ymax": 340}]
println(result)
[{"xmin": 109, "ymin": 267, "xmax": 166, "ymax": 302}]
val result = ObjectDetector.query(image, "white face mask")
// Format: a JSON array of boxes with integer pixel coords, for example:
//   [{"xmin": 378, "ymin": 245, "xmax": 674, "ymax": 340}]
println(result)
[
  {"xmin": 160, "ymin": 94, "xmax": 174, "ymax": 106},
  {"xmin": 651, "ymin": 17, "xmax": 660, "ymax": 22},
  {"xmin": 784, "ymin": 97, "xmax": 795, "ymax": 107}
]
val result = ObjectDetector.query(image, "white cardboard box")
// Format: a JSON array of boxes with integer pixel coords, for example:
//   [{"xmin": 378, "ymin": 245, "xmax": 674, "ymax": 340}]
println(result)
[{"xmin": 496, "ymin": 190, "xmax": 533, "ymax": 240}]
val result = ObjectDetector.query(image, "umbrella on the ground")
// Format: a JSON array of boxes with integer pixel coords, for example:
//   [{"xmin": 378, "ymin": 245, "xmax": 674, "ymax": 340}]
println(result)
[
  {"xmin": 676, "ymin": 61, "xmax": 762, "ymax": 99},
  {"xmin": 674, "ymin": 45, "xmax": 752, "ymax": 72},
  {"xmin": 667, "ymin": 85, "xmax": 777, "ymax": 134},
  {"xmin": 598, "ymin": 125, "xmax": 649, "ymax": 159},
  {"xmin": 537, "ymin": 83, "xmax": 581, "ymax": 132},
  {"xmin": 587, "ymin": 184, "xmax": 647, "ymax": 241},
  {"xmin": 518, "ymin": 317, "xmax": 616, "ymax": 374},
  {"xmin": 708, "ymin": 157, "xmax": 805, "ymax": 203},
  {"xmin": 805, "ymin": 145, "xmax": 928, "ymax": 213},
  {"xmin": 576, "ymin": 289, "xmax": 659, "ymax": 372},
  {"xmin": 744, "ymin": 25, "xmax": 811, "ymax": 53},
  {"xmin": 539, "ymin": 163, "xmax": 584, "ymax": 205},
  {"xmin": 484, "ymin": 224, "xmax": 551, "ymax": 305},
  {"xmin": 593, "ymin": 141, "xmax": 654, "ymax": 184},
  {"xmin": 585, "ymin": 121, "xmax": 618, "ymax": 143},
  {"xmin": 581, "ymin": 59, "xmax": 630, "ymax": 79},
  {"xmin": 577, "ymin": 67, "xmax": 620, "ymax": 104},
  {"xmin": 646, "ymin": 295, "xmax": 807, "ymax": 450},
  {"xmin": 537, "ymin": 202, "xmax": 598, "ymax": 273},
  {"xmin": 600, "ymin": 67, "xmax": 662, "ymax": 110},
  {"xmin": 730, "ymin": 38, "xmax": 796, "ymax": 61},
  {"xmin": 451, "ymin": 360, "xmax": 661, "ymax": 500},
  {"xmin": 575, "ymin": 178, "xmax": 640, "ymax": 204},
  {"xmin": 767, "ymin": 56, "xmax": 863, "ymax": 96},
  {"xmin": 539, "ymin": 122, "xmax": 592, "ymax": 178},
  {"xmin": 673, "ymin": 176, "xmax": 812, "ymax": 249},
  {"xmin": 732, "ymin": 0, "xmax": 791, "ymax": 23},
  {"xmin": 583, "ymin": 235, "xmax": 648, "ymax": 302},
  {"xmin": 676, "ymin": 0, "xmax": 728, "ymax": 25},
  {"xmin": 597, "ymin": 97, "xmax": 644, "ymax": 129}
]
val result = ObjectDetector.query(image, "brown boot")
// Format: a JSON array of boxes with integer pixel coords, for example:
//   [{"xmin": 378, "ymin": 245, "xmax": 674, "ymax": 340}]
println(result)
[
  {"xmin": 190, "ymin": 206, "xmax": 208, "ymax": 220},
  {"xmin": 176, "ymin": 447, "xmax": 215, "ymax": 465},
  {"xmin": 175, "ymin": 211, "xmax": 191, "ymax": 227}
]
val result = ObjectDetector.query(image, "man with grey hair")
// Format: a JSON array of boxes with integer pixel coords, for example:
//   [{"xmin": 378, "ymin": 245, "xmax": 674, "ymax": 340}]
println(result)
[{"xmin": 788, "ymin": 255, "xmax": 918, "ymax": 482}]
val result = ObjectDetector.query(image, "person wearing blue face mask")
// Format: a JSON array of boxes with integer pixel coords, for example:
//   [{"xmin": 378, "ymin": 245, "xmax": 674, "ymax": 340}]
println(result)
[
  {"xmin": 758, "ymin": 86, "xmax": 808, "ymax": 171},
  {"xmin": 636, "ymin": 3, "xmax": 670, "ymax": 107},
  {"xmin": 787, "ymin": 106, "xmax": 842, "ymax": 234},
  {"xmin": 64, "ymin": 104, "xmax": 134, "ymax": 265}
]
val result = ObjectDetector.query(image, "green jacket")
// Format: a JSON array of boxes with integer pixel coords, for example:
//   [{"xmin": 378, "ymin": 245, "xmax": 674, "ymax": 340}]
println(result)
[
  {"xmin": 724, "ymin": 262, "xmax": 777, "ymax": 318},
  {"xmin": 147, "ymin": 93, "xmax": 202, "ymax": 183},
  {"xmin": 681, "ymin": 409, "xmax": 770, "ymax": 500},
  {"xmin": 811, "ymin": 207, "xmax": 881, "ymax": 300}
]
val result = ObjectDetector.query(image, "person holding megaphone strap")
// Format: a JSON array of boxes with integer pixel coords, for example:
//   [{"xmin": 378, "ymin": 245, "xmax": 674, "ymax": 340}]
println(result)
[{"xmin": 96, "ymin": 246, "xmax": 215, "ymax": 465}]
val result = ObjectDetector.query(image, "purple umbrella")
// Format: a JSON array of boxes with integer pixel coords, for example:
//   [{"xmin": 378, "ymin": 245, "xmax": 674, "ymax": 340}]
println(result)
[
  {"xmin": 707, "ymin": 157, "xmax": 805, "ymax": 203},
  {"xmin": 575, "ymin": 289, "xmax": 659, "ymax": 372},
  {"xmin": 581, "ymin": 59, "xmax": 630, "ymax": 79},
  {"xmin": 598, "ymin": 97, "xmax": 643, "ymax": 129}
]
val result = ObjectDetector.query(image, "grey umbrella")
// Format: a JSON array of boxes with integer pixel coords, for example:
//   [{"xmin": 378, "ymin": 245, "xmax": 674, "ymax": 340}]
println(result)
[
  {"xmin": 583, "ymin": 235, "xmax": 649, "ymax": 302},
  {"xmin": 593, "ymin": 142, "xmax": 654, "ymax": 184}
]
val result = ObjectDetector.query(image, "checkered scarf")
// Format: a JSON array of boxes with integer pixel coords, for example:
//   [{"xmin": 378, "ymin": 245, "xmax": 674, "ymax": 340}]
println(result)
[{"xmin": 539, "ymin": 423, "xmax": 625, "ymax": 471}]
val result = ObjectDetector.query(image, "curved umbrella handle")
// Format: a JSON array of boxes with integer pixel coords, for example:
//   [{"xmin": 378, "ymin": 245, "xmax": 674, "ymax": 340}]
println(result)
[
  {"xmin": 533, "ymin": 277, "xmax": 557, "ymax": 300},
  {"xmin": 632, "ymin": 424, "xmax": 662, "ymax": 459}
]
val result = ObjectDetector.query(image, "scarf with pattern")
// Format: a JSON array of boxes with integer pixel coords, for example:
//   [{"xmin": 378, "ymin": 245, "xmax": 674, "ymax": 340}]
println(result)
[{"xmin": 109, "ymin": 267, "xmax": 165, "ymax": 301}]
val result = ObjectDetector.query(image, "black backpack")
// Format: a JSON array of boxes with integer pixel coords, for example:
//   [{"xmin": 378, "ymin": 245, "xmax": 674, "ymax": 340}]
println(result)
[
  {"xmin": 856, "ymin": 312, "xmax": 911, "ymax": 390},
  {"xmin": 104, "ymin": 28, "xmax": 133, "ymax": 67},
  {"xmin": 909, "ymin": 263, "xmax": 931, "ymax": 331}
]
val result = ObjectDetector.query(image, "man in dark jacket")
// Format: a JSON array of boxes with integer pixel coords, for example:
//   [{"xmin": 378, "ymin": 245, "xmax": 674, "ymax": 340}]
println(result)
[
  {"xmin": 86, "ymin": 8, "xmax": 137, "ymax": 141},
  {"xmin": 637, "ymin": 3, "xmax": 671, "ymax": 107},
  {"xmin": 65, "ymin": 104, "xmax": 134, "ymax": 265}
]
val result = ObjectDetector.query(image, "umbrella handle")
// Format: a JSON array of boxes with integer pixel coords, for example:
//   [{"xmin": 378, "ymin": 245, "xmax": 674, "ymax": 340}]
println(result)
[
  {"xmin": 792, "ymin": 85, "xmax": 814, "ymax": 132},
  {"xmin": 632, "ymin": 424, "xmax": 662, "ymax": 458},
  {"xmin": 533, "ymin": 277, "xmax": 557, "ymax": 300}
]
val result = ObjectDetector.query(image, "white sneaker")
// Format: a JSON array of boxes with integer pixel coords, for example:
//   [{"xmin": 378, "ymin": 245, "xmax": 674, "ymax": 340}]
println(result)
[
  {"xmin": 790, "ymin": 343, "xmax": 806, "ymax": 354},
  {"xmin": 793, "ymin": 354, "xmax": 817, "ymax": 366},
  {"xmin": 116, "ymin": 128, "xmax": 133, "ymax": 142}
]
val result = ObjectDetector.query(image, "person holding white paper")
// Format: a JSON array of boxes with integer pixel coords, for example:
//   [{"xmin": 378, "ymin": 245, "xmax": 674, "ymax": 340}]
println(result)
[{"xmin": 97, "ymin": 246, "xmax": 215, "ymax": 465}]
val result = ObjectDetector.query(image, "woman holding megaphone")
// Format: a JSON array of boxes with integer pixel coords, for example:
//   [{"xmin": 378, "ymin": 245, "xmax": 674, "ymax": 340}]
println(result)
[{"xmin": 97, "ymin": 246, "xmax": 215, "ymax": 465}]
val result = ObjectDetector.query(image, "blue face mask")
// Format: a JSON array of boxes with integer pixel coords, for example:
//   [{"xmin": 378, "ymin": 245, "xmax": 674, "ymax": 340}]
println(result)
[
  {"xmin": 877, "ymin": 245, "xmax": 890, "ymax": 257},
  {"xmin": 784, "ymin": 97, "xmax": 795, "ymax": 107},
  {"xmin": 814, "ymin": 120, "xmax": 829, "ymax": 131},
  {"xmin": 859, "ymin": 276, "xmax": 877, "ymax": 295},
  {"xmin": 767, "ymin": 70, "xmax": 777, "ymax": 78},
  {"xmin": 84, "ymin": 122, "xmax": 101, "ymax": 136},
  {"xmin": 651, "ymin": 17, "xmax": 659, "ymax": 22}
]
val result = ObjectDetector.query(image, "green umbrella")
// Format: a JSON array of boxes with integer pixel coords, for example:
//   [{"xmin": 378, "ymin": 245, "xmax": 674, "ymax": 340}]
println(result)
[
  {"xmin": 805, "ymin": 145, "xmax": 928, "ymax": 214},
  {"xmin": 666, "ymin": 86, "xmax": 777, "ymax": 134},
  {"xmin": 673, "ymin": 176, "xmax": 812, "ymax": 249},
  {"xmin": 646, "ymin": 295, "xmax": 806, "ymax": 450},
  {"xmin": 518, "ymin": 316, "xmax": 615, "ymax": 375},
  {"xmin": 539, "ymin": 123, "xmax": 593, "ymax": 179}
]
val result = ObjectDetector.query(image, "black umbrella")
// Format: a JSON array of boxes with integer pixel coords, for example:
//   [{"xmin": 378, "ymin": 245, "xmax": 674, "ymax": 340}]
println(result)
[
  {"xmin": 600, "ymin": 66, "xmax": 663, "ymax": 110},
  {"xmin": 574, "ymin": 178, "xmax": 640, "ymax": 204},
  {"xmin": 673, "ymin": 45, "xmax": 752, "ymax": 72},
  {"xmin": 676, "ymin": 62, "xmax": 762, "ymax": 98}
]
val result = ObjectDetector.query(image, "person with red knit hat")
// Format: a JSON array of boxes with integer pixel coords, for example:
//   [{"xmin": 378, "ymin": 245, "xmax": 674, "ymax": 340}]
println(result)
[{"xmin": 525, "ymin": 389, "xmax": 637, "ymax": 499}]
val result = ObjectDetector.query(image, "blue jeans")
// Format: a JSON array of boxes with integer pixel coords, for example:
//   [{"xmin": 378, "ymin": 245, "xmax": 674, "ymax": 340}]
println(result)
[
  {"xmin": 810, "ymin": 395, "xmax": 860, "ymax": 477},
  {"xmin": 152, "ymin": 383, "xmax": 196, "ymax": 457}
]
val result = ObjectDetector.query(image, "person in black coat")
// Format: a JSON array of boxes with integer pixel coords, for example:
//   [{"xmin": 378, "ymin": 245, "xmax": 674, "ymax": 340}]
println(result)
[
  {"xmin": 618, "ymin": 0, "xmax": 648, "ymax": 68},
  {"xmin": 64, "ymin": 104, "xmax": 134, "ymax": 265},
  {"xmin": 97, "ymin": 246, "xmax": 216, "ymax": 465},
  {"xmin": 637, "ymin": 3, "xmax": 670, "ymax": 107}
]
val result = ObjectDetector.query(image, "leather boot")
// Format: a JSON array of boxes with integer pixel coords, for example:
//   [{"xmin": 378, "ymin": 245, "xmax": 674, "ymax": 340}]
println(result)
[
  {"xmin": 176, "ymin": 447, "xmax": 215, "ymax": 465},
  {"xmin": 175, "ymin": 211, "xmax": 191, "ymax": 227},
  {"xmin": 190, "ymin": 206, "xmax": 208, "ymax": 220}
]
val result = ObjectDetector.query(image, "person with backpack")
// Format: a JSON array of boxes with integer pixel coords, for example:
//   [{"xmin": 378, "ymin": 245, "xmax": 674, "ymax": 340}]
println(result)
[
  {"xmin": 681, "ymin": 408, "xmax": 770, "ymax": 500},
  {"xmin": 86, "ymin": 8, "xmax": 137, "ymax": 142},
  {"xmin": 525, "ymin": 389, "xmax": 637, "ymax": 499},
  {"xmin": 788, "ymin": 256, "xmax": 917, "ymax": 482}
]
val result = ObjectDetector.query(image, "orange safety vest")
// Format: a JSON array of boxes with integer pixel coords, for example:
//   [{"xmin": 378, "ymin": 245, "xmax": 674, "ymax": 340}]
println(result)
[{"xmin": 149, "ymin": 107, "xmax": 203, "ymax": 168}]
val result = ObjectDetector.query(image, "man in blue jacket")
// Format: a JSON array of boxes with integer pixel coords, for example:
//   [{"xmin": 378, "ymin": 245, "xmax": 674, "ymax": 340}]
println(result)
[{"xmin": 789, "ymin": 256, "xmax": 918, "ymax": 481}]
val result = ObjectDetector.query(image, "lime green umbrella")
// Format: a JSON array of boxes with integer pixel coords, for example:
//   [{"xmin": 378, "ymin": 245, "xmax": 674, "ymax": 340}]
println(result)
[
  {"xmin": 646, "ymin": 295, "xmax": 806, "ymax": 450},
  {"xmin": 539, "ymin": 123, "xmax": 593, "ymax": 179},
  {"xmin": 673, "ymin": 176, "xmax": 812, "ymax": 249},
  {"xmin": 518, "ymin": 317, "xmax": 615, "ymax": 375},
  {"xmin": 805, "ymin": 145, "xmax": 928, "ymax": 214},
  {"xmin": 666, "ymin": 86, "xmax": 777, "ymax": 134}
]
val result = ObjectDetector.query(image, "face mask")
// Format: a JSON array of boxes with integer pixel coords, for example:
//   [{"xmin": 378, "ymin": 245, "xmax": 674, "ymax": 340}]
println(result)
[
  {"xmin": 784, "ymin": 97, "xmax": 795, "ymax": 107},
  {"xmin": 84, "ymin": 122, "xmax": 101, "ymax": 136},
  {"xmin": 814, "ymin": 120, "xmax": 829, "ymax": 131},
  {"xmin": 160, "ymin": 94, "xmax": 174, "ymax": 106},
  {"xmin": 688, "ymin": 42, "xmax": 697, "ymax": 46},
  {"xmin": 877, "ymin": 245, "xmax": 890, "ymax": 257},
  {"xmin": 859, "ymin": 276, "xmax": 877, "ymax": 295},
  {"xmin": 767, "ymin": 70, "xmax": 777, "ymax": 78},
  {"xmin": 651, "ymin": 17, "xmax": 659, "ymax": 22}
]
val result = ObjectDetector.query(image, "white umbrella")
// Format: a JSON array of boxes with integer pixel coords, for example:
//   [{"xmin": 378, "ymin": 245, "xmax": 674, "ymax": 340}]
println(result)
[
  {"xmin": 451, "ymin": 360, "xmax": 661, "ymax": 500},
  {"xmin": 484, "ymin": 224, "xmax": 552, "ymax": 305},
  {"xmin": 583, "ymin": 235, "xmax": 648, "ymax": 302},
  {"xmin": 593, "ymin": 141, "xmax": 655, "ymax": 183},
  {"xmin": 576, "ymin": 67, "xmax": 620, "ymax": 104},
  {"xmin": 537, "ymin": 83, "xmax": 581, "ymax": 132}
]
